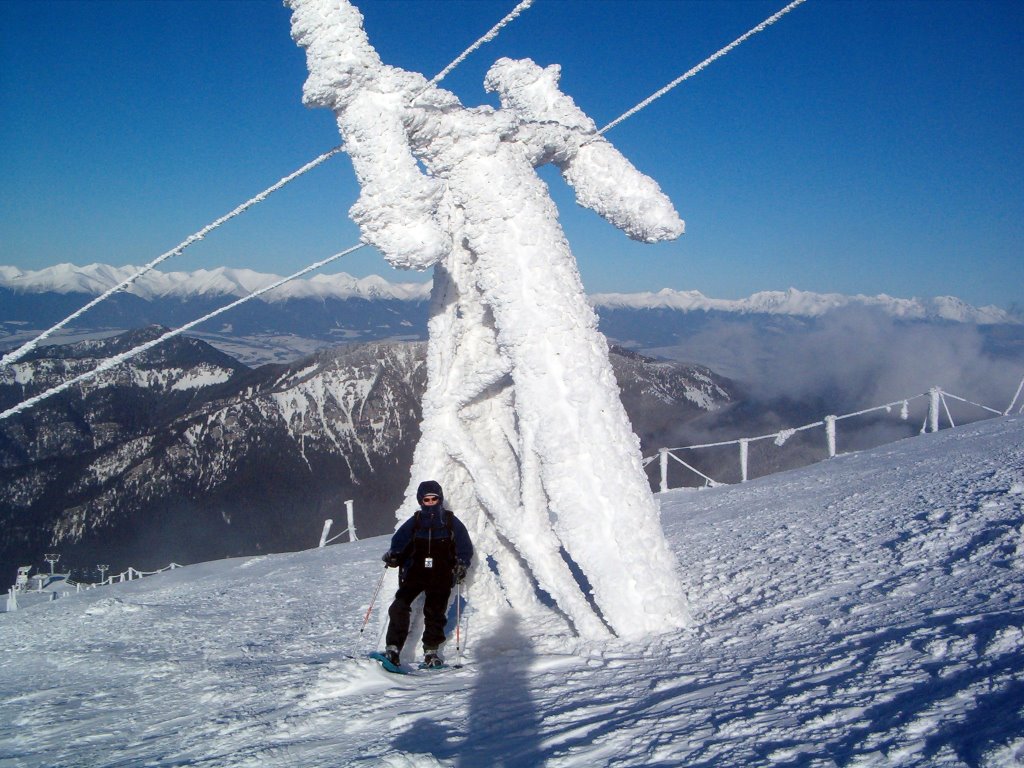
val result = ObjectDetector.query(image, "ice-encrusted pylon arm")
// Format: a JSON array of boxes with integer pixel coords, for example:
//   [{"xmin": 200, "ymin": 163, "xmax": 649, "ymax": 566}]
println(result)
[{"xmin": 288, "ymin": 0, "xmax": 691, "ymax": 638}]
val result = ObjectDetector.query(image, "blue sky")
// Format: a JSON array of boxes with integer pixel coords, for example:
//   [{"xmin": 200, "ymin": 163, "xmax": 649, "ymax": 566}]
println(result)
[{"xmin": 1, "ymin": 0, "xmax": 1021, "ymax": 310}]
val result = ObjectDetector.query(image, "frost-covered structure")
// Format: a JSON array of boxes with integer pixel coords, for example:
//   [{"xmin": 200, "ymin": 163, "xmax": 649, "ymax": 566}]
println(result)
[{"xmin": 288, "ymin": 0, "xmax": 689, "ymax": 638}]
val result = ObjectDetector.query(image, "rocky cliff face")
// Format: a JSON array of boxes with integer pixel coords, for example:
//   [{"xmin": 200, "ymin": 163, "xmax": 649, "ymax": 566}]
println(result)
[{"xmin": 0, "ymin": 330, "xmax": 731, "ymax": 581}]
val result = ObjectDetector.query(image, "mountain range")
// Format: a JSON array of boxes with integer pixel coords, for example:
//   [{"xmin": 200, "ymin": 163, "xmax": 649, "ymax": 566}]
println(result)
[
  {"xmin": 3, "ymin": 264, "xmax": 1021, "ymax": 377},
  {"xmin": 2, "ymin": 262, "xmax": 1016, "ymax": 321},
  {"xmin": 3, "ymin": 264, "xmax": 1021, "ymax": 581},
  {"xmin": 0, "ymin": 329, "xmax": 731, "ymax": 581}
]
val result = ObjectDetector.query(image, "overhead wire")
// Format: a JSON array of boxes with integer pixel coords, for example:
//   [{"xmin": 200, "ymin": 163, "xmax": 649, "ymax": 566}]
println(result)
[
  {"xmin": 2, "ymin": 0, "xmax": 813, "ymax": 422},
  {"xmin": 0, "ymin": 0, "xmax": 537, "ymax": 421},
  {"xmin": 0, "ymin": 244, "xmax": 367, "ymax": 422},
  {"xmin": 1, "ymin": 0, "xmax": 536, "ymax": 372},
  {"xmin": 0, "ymin": 147, "xmax": 344, "ymax": 368},
  {"xmin": 597, "ymin": 0, "xmax": 809, "ymax": 137},
  {"xmin": 415, "ymin": 0, "xmax": 535, "ymax": 100}
]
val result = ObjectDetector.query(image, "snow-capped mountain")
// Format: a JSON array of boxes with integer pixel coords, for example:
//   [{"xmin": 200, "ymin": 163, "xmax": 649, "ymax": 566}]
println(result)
[
  {"xmin": 1, "ymin": 414, "xmax": 1020, "ymax": 766},
  {"xmin": 0, "ymin": 331, "xmax": 731, "ymax": 580},
  {"xmin": 0, "ymin": 331, "xmax": 428, "ymax": 580},
  {"xmin": 3, "ymin": 265, "xmax": 1021, "ymax": 387},
  {"xmin": 591, "ymin": 286, "xmax": 1017, "ymax": 324},
  {"xmin": 0, "ymin": 263, "xmax": 431, "ymax": 302},
  {"xmin": 1, "ymin": 263, "xmax": 1015, "ymax": 323}
]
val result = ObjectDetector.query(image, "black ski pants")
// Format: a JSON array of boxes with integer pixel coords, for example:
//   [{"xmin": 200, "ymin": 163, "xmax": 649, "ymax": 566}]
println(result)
[{"xmin": 386, "ymin": 578, "xmax": 452, "ymax": 651}]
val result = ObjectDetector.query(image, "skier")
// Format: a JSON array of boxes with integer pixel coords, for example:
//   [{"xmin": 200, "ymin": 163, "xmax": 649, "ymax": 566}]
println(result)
[{"xmin": 381, "ymin": 481, "xmax": 473, "ymax": 668}]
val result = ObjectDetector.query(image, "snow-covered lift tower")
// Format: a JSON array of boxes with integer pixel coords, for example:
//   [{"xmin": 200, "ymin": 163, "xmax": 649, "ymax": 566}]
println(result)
[{"xmin": 288, "ymin": 0, "xmax": 690, "ymax": 639}]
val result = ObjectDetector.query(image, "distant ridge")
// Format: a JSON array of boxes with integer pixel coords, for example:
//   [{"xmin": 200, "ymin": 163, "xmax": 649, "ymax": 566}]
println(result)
[
  {"xmin": 0, "ymin": 263, "xmax": 431, "ymax": 303},
  {"xmin": 590, "ymin": 286, "xmax": 1017, "ymax": 325},
  {"xmin": 0, "ymin": 263, "xmax": 1016, "ymax": 324}
]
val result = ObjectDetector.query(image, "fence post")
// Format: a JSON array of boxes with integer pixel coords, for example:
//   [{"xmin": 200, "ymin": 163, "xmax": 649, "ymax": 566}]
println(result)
[
  {"xmin": 6, "ymin": 589, "xmax": 16, "ymax": 612},
  {"xmin": 345, "ymin": 500, "xmax": 358, "ymax": 541},
  {"xmin": 1006, "ymin": 374, "xmax": 1024, "ymax": 415},
  {"xmin": 825, "ymin": 415, "xmax": 837, "ymax": 458},
  {"xmin": 319, "ymin": 519, "xmax": 333, "ymax": 548},
  {"xmin": 659, "ymin": 449, "xmax": 669, "ymax": 493},
  {"xmin": 739, "ymin": 439, "xmax": 749, "ymax": 483},
  {"xmin": 929, "ymin": 387, "xmax": 941, "ymax": 432}
]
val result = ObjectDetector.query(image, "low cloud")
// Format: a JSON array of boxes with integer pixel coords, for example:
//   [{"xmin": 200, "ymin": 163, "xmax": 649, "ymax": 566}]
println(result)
[{"xmin": 661, "ymin": 307, "xmax": 1022, "ymax": 416}]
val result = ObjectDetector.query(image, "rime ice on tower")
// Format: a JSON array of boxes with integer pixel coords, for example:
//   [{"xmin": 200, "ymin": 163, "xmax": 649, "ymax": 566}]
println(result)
[{"xmin": 288, "ymin": 0, "xmax": 690, "ymax": 638}]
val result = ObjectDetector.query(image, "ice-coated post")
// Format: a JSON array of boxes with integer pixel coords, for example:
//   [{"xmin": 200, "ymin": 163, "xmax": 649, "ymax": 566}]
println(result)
[
  {"xmin": 739, "ymin": 439, "xmax": 750, "ymax": 483},
  {"xmin": 345, "ymin": 500, "xmax": 358, "ymax": 542},
  {"xmin": 659, "ymin": 448, "xmax": 670, "ymax": 493},
  {"xmin": 929, "ymin": 387, "xmax": 941, "ymax": 433},
  {"xmin": 287, "ymin": 0, "xmax": 690, "ymax": 638},
  {"xmin": 6, "ymin": 589, "xmax": 16, "ymax": 612},
  {"xmin": 825, "ymin": 415, "xmax": 837, "ymax": 458},
  {"xmin": 319, "ymin": 519, "xmax": 333, "ymax": 548}
]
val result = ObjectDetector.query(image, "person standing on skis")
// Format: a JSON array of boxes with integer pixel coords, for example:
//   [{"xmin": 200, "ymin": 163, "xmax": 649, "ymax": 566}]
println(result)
[{"xmin": 381, "ymin": 480, "xmax": 473, "ymax": 668}]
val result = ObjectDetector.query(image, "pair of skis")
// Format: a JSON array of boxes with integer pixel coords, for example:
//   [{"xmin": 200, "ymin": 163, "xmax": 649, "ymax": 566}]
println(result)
[{"xmin": 368, "ymin": 651, "xmax": 458, "ymax": 675}]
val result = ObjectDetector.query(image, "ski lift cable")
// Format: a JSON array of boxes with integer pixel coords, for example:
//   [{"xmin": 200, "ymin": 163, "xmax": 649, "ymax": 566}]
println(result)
[
  {"xmin": 0, "ymin": 147, "xmax": 344, "ymax": 368},
  {"xmin": 596, "ymin": 0, "xmax": 809, "ymax": 137},
  {"xmin": 0, "ymin": 243, "xmax": 367, "ymax": 423},
  {"xmin": 2, "ymin": 1, "xmax": 811, "ymax": 420},
  {"xmin": 0, "ymin": 0, "xmax": 535, "ymax": 371},
  {"xmin": 415, "ymin": 0, "xmax": 536, "ymax": 100}
]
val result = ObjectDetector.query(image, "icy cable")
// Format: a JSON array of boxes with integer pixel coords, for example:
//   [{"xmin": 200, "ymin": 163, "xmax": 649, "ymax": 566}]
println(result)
[
  {"xmin": 0, "ymin": 0, "xmax": 536, "ymax": 417},
  {"xmin": 596, "ymin": 0, "xmax": 809, "ymax": 137},
  {"xmin": 414, "ymin": 0, "xmax": 536, "ymax": 101},
  {"xmin": 0, "ymin": 243, "xmax": 366, "ymax": 422},
  {"xmin": 0, "ymin": 147, "xmax": 344, "ymax": 368},
  {"xmin": 1, "ymin": 1, "xmax": 534, "ymax": 370},
  {"xmin": 941, "ymin": 391, "xmax": 1003, "ymax": 418}
]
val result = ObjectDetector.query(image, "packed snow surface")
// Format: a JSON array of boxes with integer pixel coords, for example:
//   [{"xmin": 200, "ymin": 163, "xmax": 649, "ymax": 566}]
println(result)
[{"xmin": 1, "ymin": 416, "xmax": 1021, "ymax": 766}]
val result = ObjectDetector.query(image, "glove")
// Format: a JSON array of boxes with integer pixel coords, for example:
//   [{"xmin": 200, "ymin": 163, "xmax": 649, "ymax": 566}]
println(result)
[
  {"xmin": 453, "ymin": 562, "xmax": 468, "ymax": 583},
  {"xmin": 382, "ymin": 551, "xmax": 401, "ymax": 568}
]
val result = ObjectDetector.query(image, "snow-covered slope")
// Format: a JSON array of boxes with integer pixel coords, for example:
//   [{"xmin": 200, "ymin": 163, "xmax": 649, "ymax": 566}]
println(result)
[{"xmin": 1, "ymin": 415, "xmax": 1021, "ymax": 766}]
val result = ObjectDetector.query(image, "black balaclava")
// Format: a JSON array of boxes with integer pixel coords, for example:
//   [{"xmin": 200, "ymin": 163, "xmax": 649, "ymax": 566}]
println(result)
[{"xmin": 416, "ymin": 480, "xmax": 444, "ymax": 509}]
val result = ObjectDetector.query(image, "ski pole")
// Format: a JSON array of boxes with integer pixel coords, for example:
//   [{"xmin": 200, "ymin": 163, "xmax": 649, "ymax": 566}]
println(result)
[
  {"xmin": 455, "ymin": 578, "xmax": 464, "ymax": 667},
  {"xmin": 360, "ymin": 565, "xmax": 388, "ymax": 634}
]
